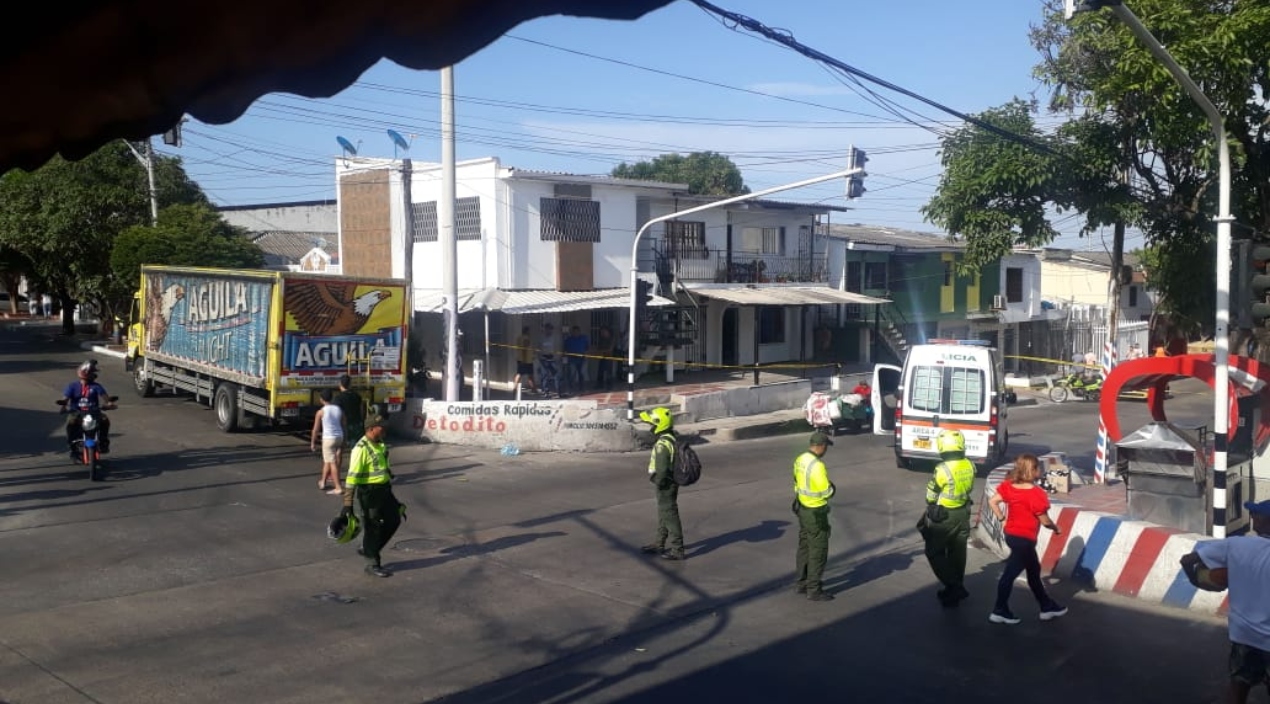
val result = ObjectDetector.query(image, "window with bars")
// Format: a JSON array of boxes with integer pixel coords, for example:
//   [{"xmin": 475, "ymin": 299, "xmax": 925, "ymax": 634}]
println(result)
[
  {"xmin": 1006, "ymin": 267, "xmax": 1024, "ymax": 303},
  {"xmin": 540, "ymin": 197, "xmax": 601, "ymax": 242},
  {"xmin": 864, "ymin": 262, "xmax": 887, "ymax": 290},
  {"xmin": 412, "ymin": 197, "xmax": 483, "ymax": 242},
  {"xmin": 846, "ymin": 261, "xmax": 862, "ymax": 292},
  {"xmin": 664, "ymin": 221, "xmax": 708, "ymax": 259}
]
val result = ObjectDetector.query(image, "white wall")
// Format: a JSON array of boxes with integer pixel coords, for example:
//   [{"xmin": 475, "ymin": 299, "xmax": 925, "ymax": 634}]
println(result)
[
  {"xmin": 407, "ymin": 159, "xmax": 503, "ymax": 290},
  {"xmin": 1000, "ymin": 254, "xmax": 1043, "ymax": 321}
]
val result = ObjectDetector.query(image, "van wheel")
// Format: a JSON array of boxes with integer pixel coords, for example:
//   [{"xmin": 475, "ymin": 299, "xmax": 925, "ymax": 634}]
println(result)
[
  {"xmin": 214, "ymin": 383, "xmax": 240, "ymax": 433},
  {"xmin": 896, "ymin": 455, "xmax": 910, "ymax": 470}
]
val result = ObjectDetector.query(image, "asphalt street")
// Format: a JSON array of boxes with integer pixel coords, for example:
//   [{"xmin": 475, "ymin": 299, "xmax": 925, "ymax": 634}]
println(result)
[{"xmin": 0, "ymin": 326, "xmax": 1241, "ymax": 704}]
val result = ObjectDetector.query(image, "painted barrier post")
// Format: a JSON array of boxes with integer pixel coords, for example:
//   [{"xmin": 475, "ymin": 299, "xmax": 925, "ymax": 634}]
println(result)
[{"xmin": 1095, "ymin": 340, "xmax": 1118, "ymax": 484}]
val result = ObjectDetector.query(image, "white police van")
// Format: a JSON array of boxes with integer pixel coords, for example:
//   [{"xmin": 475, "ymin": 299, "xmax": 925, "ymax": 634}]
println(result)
[{"xmin": 872, "ymin": 339, "xmax": 1012, "ymax": 469}]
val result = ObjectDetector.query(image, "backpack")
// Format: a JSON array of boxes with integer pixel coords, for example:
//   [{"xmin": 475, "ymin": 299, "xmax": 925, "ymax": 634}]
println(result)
[{"xmin": 671, "ymin": 437, "xmax": 702, "ymax": 486}]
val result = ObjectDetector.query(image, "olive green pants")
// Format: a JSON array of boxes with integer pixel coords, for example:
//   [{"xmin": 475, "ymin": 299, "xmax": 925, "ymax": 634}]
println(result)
[
  {"xmin": 653, "ymin": 483, "xmax": 683, "ymax": 551},
  {"xmin": 795, "ymin": 503, "xmax": 831, "ymax": 594},
  {"xmin": 922, "ymin": 504, "xmax": 971, "ymax": 592}
]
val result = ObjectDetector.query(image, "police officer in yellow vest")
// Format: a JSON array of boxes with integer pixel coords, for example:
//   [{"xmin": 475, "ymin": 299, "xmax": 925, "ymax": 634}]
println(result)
[
  {"xmin": 341, "ymin": 416, "xmax": 402, "ymax": 578},
  {"xmin": 639, "ymin": 407, "xmax": 685, "ymax": 561},
  {"xmin": 920, "ymin": 429, "xmax": 976, "ymax": 607},
  {"xmin": 793, "ymin": 431, "xmax": 836, "ymax": 602}
]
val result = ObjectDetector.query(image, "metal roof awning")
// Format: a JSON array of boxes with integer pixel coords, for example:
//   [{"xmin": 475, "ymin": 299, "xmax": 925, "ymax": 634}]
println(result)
[
  {"xmin": 683, "ymin": 284, "xmax": 888, "ymax": 306},
  {"xmin": 412, "ymin": 288, "xmax": 675, "ymax": 315}
]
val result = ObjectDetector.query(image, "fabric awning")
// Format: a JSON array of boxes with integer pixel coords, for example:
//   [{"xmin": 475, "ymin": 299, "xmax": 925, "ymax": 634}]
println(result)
[
  {"xmin": 683, "ymin": 284, "xmax": 888, "ymax": 306},
  {"xmin": 412, "ymin": 288, "xmax": 675, "ymax": 315}
]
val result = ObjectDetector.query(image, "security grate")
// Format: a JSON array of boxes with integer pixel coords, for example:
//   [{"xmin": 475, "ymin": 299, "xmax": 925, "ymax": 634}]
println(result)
[
  {"xmin": 540, "ymin": 197, "xmax": 601, "ymax": 242},
  {"xmin": 412, "ymin": 197, "xmax": 482, "ymax": 242}
]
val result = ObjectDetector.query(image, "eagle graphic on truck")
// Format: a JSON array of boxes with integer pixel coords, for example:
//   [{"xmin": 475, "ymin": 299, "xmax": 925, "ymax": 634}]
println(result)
[{"xmin": 126, "ymin": 266, "xmax": 409, "ymax": 433}]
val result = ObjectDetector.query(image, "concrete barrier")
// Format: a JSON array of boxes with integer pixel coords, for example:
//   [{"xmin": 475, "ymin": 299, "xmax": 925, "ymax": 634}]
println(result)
[
  {"xmin": 390, "ymin": 398, "xmax": 640, "ymax": 452},
  {"xmin": 974, "ymin": 458, "xmax": 1228, "ymax": 615}
]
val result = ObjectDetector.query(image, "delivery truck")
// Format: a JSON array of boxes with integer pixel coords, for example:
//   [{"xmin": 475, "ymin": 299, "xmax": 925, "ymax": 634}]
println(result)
[{"xmin": 124, "ymin": 266, "xmax": 409, "ymax": 432}]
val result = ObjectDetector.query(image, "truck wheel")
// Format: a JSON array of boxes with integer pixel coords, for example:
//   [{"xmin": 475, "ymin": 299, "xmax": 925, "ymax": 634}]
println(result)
[
  {"xmin": 133, "ymin": 367, "xmax": 154, "ymax": 398},
  {"xmin": 214, "ymin": 383, "xmax": 240, "ymax": 433}
]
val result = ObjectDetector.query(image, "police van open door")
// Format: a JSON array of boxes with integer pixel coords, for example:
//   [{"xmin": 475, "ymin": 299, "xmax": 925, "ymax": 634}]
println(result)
[
  {"xmin": 871, "ymin": 363, "xmax": 902, "ymax": 435},
  {"xmin": 890, "ymin": 340, "xmax": 1009, "ymax": 470}
]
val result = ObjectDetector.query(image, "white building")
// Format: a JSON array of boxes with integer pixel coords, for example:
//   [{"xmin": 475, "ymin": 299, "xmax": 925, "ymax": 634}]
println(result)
[{"xmin": 334, "ymin": 156, "xmax": 881, "ymax": 388}]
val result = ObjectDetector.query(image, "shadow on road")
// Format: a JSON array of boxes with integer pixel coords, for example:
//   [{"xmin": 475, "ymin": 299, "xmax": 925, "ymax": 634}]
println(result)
[
  {"xmin": 685, "ymin": 520, "xmax": 789, "ymax": 559},
  {"xmin": 424, "ymin": 548, "xmax": 1227, "ymax": 704},
  {"xmin": 388, "ymin": 531, "xmax": 569, "ymax": 572}
]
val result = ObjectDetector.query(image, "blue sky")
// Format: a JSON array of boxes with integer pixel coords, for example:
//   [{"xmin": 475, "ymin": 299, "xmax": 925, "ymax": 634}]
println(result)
[{"xmin": 166, "ymin": 0, "xmax": 1123, "ymax": 252}]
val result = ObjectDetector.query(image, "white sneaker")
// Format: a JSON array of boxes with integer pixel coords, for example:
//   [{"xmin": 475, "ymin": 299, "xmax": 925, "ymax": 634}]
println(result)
[
  {"xmin": 989, "ymin": 610, "xmax": 1021, "ymax": 625},
  {"xmin": 1039, "ymin": 605, "xmax": 1068, "ymax": 621}
]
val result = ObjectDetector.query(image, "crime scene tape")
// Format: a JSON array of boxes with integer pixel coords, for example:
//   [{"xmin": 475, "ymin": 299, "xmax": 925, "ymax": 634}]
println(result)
[{"xmin": 490, "ymin": 342, "xmax": 836, "ymax": 371}]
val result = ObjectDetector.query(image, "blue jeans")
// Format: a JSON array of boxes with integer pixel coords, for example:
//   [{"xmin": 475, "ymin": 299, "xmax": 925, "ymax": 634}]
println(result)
[{"xmin": 995, "ymin": 534, "xmax": 1056, "ymax": 612}]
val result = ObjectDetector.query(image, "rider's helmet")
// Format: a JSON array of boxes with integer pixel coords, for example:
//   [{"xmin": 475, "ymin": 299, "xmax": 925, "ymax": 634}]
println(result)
[
  {"xmin": 639, "ymin": 407, "xmax": 675, "ymax": 434},
  {"xmin": 935, "ymin": 428, "xmax": 966, "ymax": 456},
  {"xmin": 327, "ymin": 513, "xmax": 361, "ymax": 543},
  {"xmin": 77, "ymin": 360, "xmax": 98, "ymax": 381}
]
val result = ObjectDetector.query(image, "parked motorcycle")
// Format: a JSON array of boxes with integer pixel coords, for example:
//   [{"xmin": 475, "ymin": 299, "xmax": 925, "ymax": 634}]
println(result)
[
  {"xmin": 1048, "ymin": 372, "xmax": 1102, "ymax": 403},
  {"xmin": 57, "ymin": 395, "xmax": 118, "ymax": 481}
]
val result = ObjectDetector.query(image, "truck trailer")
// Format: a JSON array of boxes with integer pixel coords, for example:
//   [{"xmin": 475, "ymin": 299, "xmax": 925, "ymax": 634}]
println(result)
[{"xmin": 125, "ymin": 266, "xmax": 409, "ymax": 432}]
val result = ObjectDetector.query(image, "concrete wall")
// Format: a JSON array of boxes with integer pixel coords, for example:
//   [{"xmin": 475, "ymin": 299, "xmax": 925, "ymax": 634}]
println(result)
[
  {"xmin": 390, "ymin": 399, "xmax": 640, "ymax": 452},
  {"xmin": 974, "ymin": 459, "xmax": 1229, "ymax": 616},
  {"xmin": 219, "ymin": 201, "xmax": 337, "ymax": 233},
  {"xmin": 673, "ymin": 378, "xmax": 812, "ymax": 422}
]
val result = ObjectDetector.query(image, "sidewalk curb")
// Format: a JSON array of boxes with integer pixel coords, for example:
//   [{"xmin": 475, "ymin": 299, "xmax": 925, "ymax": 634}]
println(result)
[
  {"xmin": 974, "ymin": 462, "xmax": 1228, "ymax": 616},
  {"xmin": 80, "ymin": 342, "xmax": 127, "ymax": 360}
]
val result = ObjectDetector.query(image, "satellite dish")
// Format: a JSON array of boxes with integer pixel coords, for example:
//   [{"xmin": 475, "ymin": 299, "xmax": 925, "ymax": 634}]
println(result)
[
  {"xmin": 336, "ymin": 136, "xmax": 358, "ymax": 157},
  {"xmin": 387, "ymin": 129, "xmax": 412, "ymax": 159}
]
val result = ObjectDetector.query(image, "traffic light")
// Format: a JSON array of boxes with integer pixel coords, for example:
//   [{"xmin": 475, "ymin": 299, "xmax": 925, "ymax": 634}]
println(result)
[
  {"xmin": 1250, "ymin": 243, "xmax": 1270, "ymax": 324},
  {"xmin": 846, "ymin": 146, "xmax": 867, "ymax": 200},
  {"xmin": 162, "ymin": 119, "xmax": 183, "ymax": 147},
  {"xmin": 634, "ymin": 279, "xmax": 654, "ymax": 334}
]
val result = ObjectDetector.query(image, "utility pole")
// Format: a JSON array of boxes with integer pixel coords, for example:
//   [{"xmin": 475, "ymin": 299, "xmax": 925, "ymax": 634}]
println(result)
[
  {"xmin": 123, "ymin": 138, "xmax": 159, "ymax": 225},
  {"xmin": 440, "ymin": 66, "xmax": 460, "ymax": 403},
  {"xmin": 402, "ymin": 156, "xmax": 415, "ymax": 365}
]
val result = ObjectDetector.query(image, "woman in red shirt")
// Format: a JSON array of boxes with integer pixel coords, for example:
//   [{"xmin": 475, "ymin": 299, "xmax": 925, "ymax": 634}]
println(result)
[{"xmin": 987, "ymin": 454, "xmax": 1068, "ymax": 625}]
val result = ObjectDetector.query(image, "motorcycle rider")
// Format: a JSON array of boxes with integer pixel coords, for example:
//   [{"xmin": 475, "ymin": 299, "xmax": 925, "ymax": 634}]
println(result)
[{"xmin": 62, "ymin": 360, "xmax": 116, "ymax": 459}]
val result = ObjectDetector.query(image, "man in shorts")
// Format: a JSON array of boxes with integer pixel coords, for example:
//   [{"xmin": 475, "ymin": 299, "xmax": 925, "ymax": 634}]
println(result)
[
  {"xmin": 512, "ymin": 325, "xmax": 538, "ymax": 395},
  {"xmin": 1190, "ymin": 500, "xmax": 1270, "ymax": 703}
]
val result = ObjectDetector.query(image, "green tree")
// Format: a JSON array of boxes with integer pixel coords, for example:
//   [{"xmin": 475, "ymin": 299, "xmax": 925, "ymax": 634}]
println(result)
[
  {"xmin": 0, "ymin": 142, "xmax": 208, "ymax": 333},
  {"xmin": 111, "ymin": 204, "xmax": 264, "ymax": 293},
  {"xmin": 924, "ymin": 0, "xmax": 1270, "ymax": 334},
  {"xmin": 611, "ymin": 151, "xmax": 749, "ymax": 196}
]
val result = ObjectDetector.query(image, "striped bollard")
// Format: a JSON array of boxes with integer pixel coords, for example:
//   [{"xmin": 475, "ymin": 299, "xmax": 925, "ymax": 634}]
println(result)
[{"xmin": 1094, "ymin": 340, "xmax": 1118, "ymax": 484}]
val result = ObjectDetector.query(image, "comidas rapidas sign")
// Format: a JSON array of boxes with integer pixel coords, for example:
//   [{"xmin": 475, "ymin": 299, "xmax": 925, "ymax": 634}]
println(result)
[{"xmin": 396, "ymin": 400, "xmax": 639, "ymax": 452}]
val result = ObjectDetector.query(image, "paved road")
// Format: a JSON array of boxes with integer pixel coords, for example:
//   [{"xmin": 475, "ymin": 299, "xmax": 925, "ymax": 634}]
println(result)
[{"xmin": 0, "ymin": 328, "xmax": 1234, "ymax": 704}]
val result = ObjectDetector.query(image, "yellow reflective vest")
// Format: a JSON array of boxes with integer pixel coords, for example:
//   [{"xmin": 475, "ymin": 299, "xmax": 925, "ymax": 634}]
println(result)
[
  {"xmin": 793, "ymin": 451, "xmax": 834, "ymax": 509},
  {"xmin": 926, "ymin": 458, "xmax": 974, "ymax": 508},
  {"xmin": 347, "ymin": 437, "xmax": 391, "ymax": 486}
]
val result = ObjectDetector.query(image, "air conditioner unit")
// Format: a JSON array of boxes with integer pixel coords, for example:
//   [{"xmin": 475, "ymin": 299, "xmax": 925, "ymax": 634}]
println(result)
[{"xmin": 991, "ymin": 294, "xmax": 1007, "ymax": 310}]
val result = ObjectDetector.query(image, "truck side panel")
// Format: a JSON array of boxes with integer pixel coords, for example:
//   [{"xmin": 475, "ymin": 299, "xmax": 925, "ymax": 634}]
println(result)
[
  {"xmin": 141, "ymin": 270, "xmax": 275, "ymax": 387},
  {"xmin": 278, "ymin": 276, "xmax": 407, "ymax": 389}
]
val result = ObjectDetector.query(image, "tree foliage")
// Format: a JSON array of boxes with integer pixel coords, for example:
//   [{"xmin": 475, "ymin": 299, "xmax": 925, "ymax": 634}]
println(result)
[
  {"xmin": 924, "ymin": 0, "xmax": 1270, "ymax": 330},
  {"xmin": 0, "ymin": 142, "xmax": 210, "ymax": 331},
  {"xmin": 611, "ymin": 151, "xmax": 750, "ymax": 196},
  {"xmin": 111, "ymin": 204, "xmax": 264, "ymax": 293}
]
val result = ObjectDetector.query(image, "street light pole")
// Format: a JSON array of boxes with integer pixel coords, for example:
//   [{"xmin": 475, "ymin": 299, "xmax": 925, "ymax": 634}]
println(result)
[
  {"xmin": 625, "ymin": 167, "xmax": 863, "ymax": 420},
  {"xmin": 440, "ymin": 66, "xmax": 460, "ymax": 403},
  {"xmin": 1071, "ymin": 0, "xmax": 1234, "ymax": 536}
]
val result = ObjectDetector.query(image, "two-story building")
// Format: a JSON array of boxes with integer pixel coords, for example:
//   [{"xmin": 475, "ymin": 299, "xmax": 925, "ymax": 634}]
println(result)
[
  {"xmin": 1036, "ymin": 248, "xmax": 1155, "ymax": 322},
  {"xmin": 334, "ymin": 156, "xmax": 883, "ymax": 390},
  {"xmin": 820, "ymin": 225, "xmax": 1059, "ymax": 372}
]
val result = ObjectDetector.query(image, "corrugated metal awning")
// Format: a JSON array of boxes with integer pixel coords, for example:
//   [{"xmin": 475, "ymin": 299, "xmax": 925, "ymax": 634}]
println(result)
[
  {"xmin": 683, "ymin": 284, "xmax": 888, "ymax": 306},
  {"xmin": 412, "ymin": 288, "xmax": 675, "ymax": 315}
]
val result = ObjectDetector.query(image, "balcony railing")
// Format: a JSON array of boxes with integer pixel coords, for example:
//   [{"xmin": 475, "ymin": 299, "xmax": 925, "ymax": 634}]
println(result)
[{"xmin": 647, "ymin": 241, "xmax": 828, "ymax": 284}]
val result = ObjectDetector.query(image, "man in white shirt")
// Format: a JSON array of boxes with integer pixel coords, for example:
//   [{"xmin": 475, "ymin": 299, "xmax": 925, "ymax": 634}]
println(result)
[{"xmin": 1192, "ymin": 500, "xmax": 1270, "ymax": 704}]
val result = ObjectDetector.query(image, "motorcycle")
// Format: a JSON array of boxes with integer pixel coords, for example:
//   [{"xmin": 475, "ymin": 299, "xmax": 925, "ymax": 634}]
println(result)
[
  {"xmin": 1048, "ymin": 372, "xmax": 1102, "ymax": 403},
  {"xmin": 57, "ymin": 395, "xmax": 118, "ymax": 481}
]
